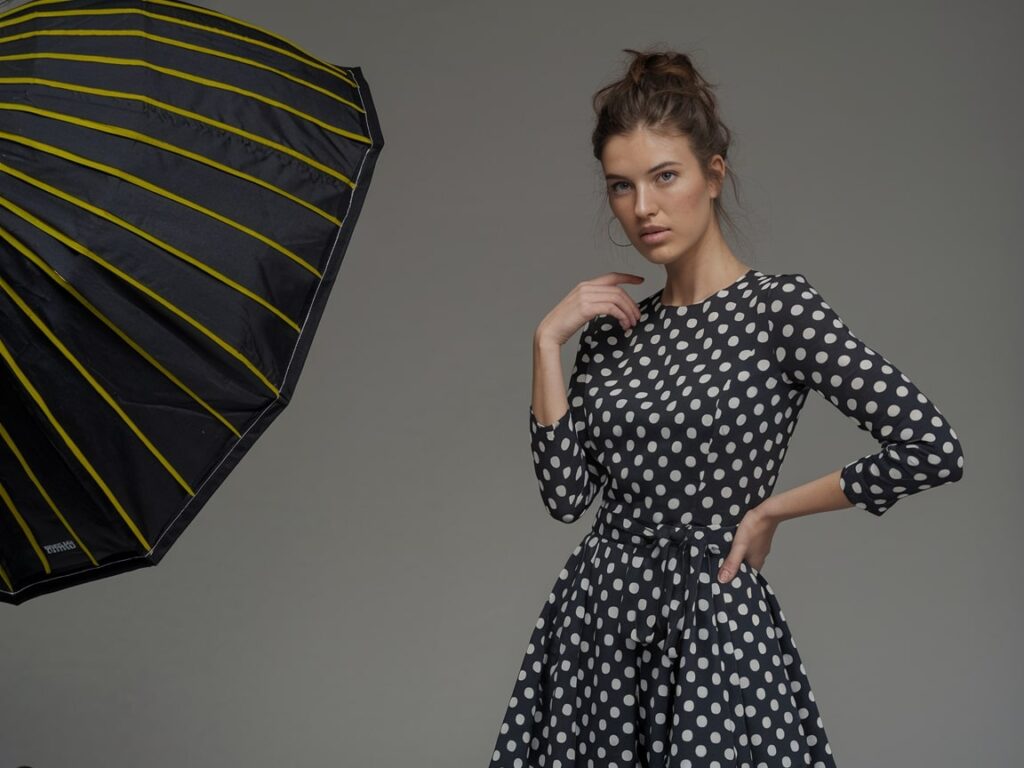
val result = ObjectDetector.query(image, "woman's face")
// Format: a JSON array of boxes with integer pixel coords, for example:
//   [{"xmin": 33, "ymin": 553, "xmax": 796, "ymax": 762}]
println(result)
[{"xmin": 601, "ymin": 126, "xmax": 722, "ymax": 263}]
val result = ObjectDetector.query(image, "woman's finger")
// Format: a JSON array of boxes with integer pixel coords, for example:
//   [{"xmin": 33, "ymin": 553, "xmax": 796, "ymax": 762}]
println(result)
[
  {"xmin": 577, "ymin": 283, "xmax": 643, "ymax": 325},
  {"xmin": 717, "ymin": 547, "xmax": 745, "ymax": 583},
  {"xmin": 586, "ymin": 299, "xmax": 632, "ymax": 329},
  {"xmin": 584, "ymin": 272, "xmax": 646, "ymax": 288}
]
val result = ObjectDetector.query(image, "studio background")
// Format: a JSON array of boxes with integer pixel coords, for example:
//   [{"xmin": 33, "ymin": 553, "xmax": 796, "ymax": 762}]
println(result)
[{"xmin": 2, "ymin": 0, "xmax": 1019, "ymax": 765}]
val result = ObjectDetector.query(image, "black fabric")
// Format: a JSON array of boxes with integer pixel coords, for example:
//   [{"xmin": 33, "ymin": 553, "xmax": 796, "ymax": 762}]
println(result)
[
  {"xmin": 491, "ymin": 269, "xmax": 964, "ymax": 765},
  {"xmin": 0, "ymin": 0, "xmax": 383, "ymax": 603}
]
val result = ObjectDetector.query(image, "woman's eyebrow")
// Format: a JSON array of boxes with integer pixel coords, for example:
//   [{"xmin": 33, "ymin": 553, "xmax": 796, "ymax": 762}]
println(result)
[{"xmin": 604, "ymin": 160, "xmax": 681, "ymax": 180}]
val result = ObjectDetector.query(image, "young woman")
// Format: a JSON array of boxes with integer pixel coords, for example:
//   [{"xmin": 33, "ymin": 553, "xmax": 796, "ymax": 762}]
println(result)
[{"xmin": 490, "ymin": 49, "xmax": 965, "ymax": 767}]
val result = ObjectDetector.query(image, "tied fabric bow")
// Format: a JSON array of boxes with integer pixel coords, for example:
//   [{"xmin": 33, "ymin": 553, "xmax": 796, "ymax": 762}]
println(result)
[{"xmin": 620, "ymin": 521, "xmax": 739, "ymax": 660}]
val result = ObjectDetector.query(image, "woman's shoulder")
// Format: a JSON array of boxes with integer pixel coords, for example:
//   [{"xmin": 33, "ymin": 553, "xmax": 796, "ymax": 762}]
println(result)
[
  {"xmin": 752, "ymin": 270, "xmax": 827, "ymax": 308},
  {"xmin": 752, "ymin": 269, "xmax": 807, "ymax": 290}
]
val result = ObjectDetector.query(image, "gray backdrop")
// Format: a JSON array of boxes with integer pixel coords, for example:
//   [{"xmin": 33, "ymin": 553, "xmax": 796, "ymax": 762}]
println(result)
[{"xmin": 2, "ymin": 1, "xmax": 1020, "ymax": 766}]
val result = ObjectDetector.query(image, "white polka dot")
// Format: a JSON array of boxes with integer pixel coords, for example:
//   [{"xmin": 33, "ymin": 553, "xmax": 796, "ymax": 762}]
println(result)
[{"xmin": 494, "ymin": 270, "xmax": 963, "ymax": 765}]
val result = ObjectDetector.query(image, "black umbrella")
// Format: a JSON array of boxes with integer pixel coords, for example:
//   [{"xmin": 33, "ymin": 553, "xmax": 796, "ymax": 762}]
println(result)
[{"xmin": 0, "ymin": 0, "xmax": 384, "ymax": 603}]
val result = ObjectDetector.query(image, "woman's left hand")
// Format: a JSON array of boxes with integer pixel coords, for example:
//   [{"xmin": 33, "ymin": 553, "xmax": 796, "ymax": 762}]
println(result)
[{"xmin": 717, "ymin": 505, "xmax": 779, "ymax": 582}]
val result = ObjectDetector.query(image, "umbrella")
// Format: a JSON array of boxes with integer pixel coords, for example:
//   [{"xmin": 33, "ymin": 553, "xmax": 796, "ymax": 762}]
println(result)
[{"xmin": 0, "ymin": 0, "xmax": 384, "ymax": 603}]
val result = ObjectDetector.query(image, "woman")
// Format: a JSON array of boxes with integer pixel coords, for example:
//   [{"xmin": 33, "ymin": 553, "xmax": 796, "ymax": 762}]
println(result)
[{"xmin": 490, "ymin": 50, "xmax": 964, "ymax": 766}]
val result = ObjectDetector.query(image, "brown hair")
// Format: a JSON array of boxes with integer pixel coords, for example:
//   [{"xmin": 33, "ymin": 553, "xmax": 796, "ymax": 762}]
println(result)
[{"xmin": 592, "ymin": 49, "xmax": 742, "ymax": 238}]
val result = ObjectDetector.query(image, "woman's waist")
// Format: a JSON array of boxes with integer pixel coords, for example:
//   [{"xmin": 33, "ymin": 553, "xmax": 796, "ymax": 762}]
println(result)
[{"xmin": 589, "ymin": 498, "xmax": 744, "ymax": 550}]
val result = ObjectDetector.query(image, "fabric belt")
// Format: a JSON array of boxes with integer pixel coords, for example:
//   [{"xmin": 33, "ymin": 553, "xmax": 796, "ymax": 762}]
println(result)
[{"xmin": 590, "ymin": 506, "xmax": 739, "ymax": 660}]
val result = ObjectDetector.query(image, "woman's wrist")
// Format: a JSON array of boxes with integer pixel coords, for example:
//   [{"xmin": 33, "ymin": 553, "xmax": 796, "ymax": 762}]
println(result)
[
  {"xmin": 533, "ymin": 325, "xmax": 563, "ymax": 353},
  {"xmin": 751, "ymin": 495, "xmax": 787, "ymax": 524}
]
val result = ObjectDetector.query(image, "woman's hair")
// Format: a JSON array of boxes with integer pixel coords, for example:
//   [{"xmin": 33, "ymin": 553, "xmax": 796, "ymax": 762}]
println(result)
[{"xmin": 592, "ymin": 49, "xmax": 741, "ymax": 237}]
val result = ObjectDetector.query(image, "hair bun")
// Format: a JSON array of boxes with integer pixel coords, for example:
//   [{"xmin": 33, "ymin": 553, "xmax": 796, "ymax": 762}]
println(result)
[{"xmin": 591, "ymin": 48, "xmax": 739, "ymax": 236}]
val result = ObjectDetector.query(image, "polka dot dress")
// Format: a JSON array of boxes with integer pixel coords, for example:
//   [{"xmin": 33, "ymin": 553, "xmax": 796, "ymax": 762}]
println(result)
[{"xmin": 490, "ymin": 269, "xmax": 965, "ymax": 767}]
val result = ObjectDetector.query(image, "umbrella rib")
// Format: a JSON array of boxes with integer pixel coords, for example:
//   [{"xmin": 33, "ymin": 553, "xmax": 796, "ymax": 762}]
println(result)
[
  {"xmin": 0, "ymin": 54, "xmax": 370, "ymax": 161},
  {"xmin": 0, "ymin": 196, "xmax": 281, "ymax": 397},
  {"xmin": 0, "ymin": 476, "xmax": 52, "ymax": 574},
  {"xmin": 0, "ymin": 0, "xmax": 384, "ymax": 599},
  {"xmin": 0, "ymin": 102, "xmax": 343, "ymax": 227},
  {"xmin": 0, "ymin": 337, "xmax": 153, "ymax": 552},
  {"xmin": 148, "ymin": 64, "xmax": 379, "ymax": 558},
  {"xmin": 0, "ymin": 51, "xmax": 367, "ymax": 144},
  {"xmin": 0, "ymin": 224, "xmax": 242, "ymax": 438},
  {"xmin": 146, "ymin": 0, "xmax": 357, "ymax": 83},
  {"xmin": 0, "ymin": 160, "xmax": 304, "ymax": 332},
  {"xmin": 0, "ymin": 28, "xmax": 364, "ymax": 114},
  {"xmin": 0, "ymin": 129, "xmax": 324, "ymax": 278},
  {"xmin": 0, "ymin": 421, "xmax": 100, "ymax": 567},
  {"xmin": 0, "ymin": 75, "xmax": 359, "ymax": 187},
  {"xmin": 0, "ymin": 0, "xmax": 357, "ymax": 86},
  {"xmin": 0, "ymin": 270, "xmax": 197, "ymax": 496}
]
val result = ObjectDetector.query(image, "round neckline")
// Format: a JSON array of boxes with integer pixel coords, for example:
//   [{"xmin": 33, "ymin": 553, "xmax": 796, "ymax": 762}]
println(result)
[{"xmin": 652, "ymin": 267, "xmax": 758, "ymax": 314}]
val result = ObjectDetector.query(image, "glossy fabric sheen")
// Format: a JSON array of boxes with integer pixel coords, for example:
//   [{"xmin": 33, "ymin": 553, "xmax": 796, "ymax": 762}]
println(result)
[{"xmin": 0, "ymin": 0, "xmax": 383, "ymax": 602}]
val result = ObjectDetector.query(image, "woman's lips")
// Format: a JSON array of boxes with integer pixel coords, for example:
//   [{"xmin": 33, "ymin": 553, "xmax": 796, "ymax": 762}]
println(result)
[{"xmin": 640, "ymin": 228, "xmax": 670, "ymax": 244}]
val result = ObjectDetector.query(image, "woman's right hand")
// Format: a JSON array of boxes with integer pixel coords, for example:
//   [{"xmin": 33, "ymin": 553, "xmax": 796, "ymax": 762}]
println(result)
[{"xmin": 535, "ymin": 273, "xmax": 646, "ymax": 346}]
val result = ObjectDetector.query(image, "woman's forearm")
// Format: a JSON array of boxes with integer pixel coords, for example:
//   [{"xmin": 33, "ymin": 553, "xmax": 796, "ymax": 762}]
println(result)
[
  {"xmin": 756, "ymin": 469, "xmax": 855, "ymax": 524},
  {"xmin": 530, "ymin": 329, "xmax": 570, "ymax": 427}
]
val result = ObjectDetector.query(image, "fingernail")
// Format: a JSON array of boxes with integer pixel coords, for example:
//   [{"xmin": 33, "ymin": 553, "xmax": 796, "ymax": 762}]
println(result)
[{"xmin": 717, "ymin": 569, "xmax": 729, "ymax": 582}]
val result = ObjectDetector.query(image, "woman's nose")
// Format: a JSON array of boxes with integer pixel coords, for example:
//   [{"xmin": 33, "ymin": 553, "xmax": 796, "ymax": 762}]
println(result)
[{"xmin": 633, "ymin": 186, "xmax": 658, "ymax": 217}]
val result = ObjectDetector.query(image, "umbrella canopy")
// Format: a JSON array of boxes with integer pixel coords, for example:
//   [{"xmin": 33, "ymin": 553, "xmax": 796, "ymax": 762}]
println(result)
[{"xmin": 0, "ymin": 0, "xmax": 384, "ymax": 603}]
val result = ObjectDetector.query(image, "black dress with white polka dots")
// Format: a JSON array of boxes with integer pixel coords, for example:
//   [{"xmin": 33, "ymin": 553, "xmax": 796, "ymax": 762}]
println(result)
[{"xmin": 490, "ymin": 269, "xmax": 964, "ymax": 767}]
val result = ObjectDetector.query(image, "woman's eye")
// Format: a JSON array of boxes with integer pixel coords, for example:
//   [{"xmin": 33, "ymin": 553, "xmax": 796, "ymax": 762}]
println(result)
[{"xmin": 609, "ymin": 173, "xmax": 673, "ymax": 193}]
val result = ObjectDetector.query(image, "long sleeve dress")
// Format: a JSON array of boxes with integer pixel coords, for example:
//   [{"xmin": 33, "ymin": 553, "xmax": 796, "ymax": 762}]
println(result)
[{"xmin": 489, "ymin": 268, "xmax": 964, "ymax": 768}]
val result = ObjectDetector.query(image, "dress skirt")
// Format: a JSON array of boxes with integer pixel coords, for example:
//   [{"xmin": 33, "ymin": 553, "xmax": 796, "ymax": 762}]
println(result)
[{"xmin": 488, "ymin": 506, "xmax": 838, "ymax": 767}]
